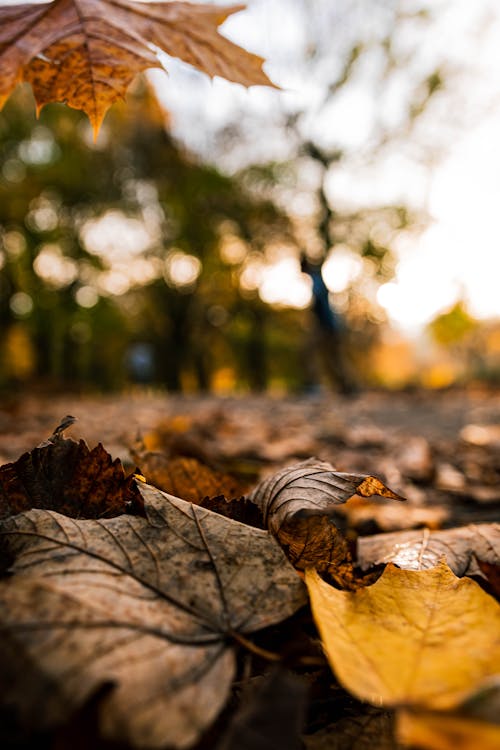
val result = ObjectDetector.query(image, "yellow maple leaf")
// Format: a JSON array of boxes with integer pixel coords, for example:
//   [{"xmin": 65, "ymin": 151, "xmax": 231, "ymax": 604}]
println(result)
[
  {"xmin": 0, "ymin": 0, "xmax": 273, "ymax": 137},
  {"xmin": 306, "ymin": 560, "xmax": 500, "ymax": 710}
]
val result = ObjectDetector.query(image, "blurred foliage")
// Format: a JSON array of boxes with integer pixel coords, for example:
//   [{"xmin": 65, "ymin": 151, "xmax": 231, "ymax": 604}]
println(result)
[
  {"xmin": 428, "ymin": 301, "xmax": 478, "ymax": 348},
  {"xmin": 426, "ymin": 302, "xmax": 500, "ymax": 386},
  {"xmin": 2, "ymin": 54, "xmax": 452, "ymax": 395},
  {"xmin": 0, "ymin": 82, "xmax": 311, "ymax": 392},
  {"xmin": 0, "ymin": 77, "xmax": 405, "ymax": 394}
]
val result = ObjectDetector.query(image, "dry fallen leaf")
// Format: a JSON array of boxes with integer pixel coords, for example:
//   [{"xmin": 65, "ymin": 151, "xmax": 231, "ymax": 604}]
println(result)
[
  {"xmin": 0, "ymin": 482, "xmax": 306, "ymax": 749},
  {"xmin": 0, "ymin": 431, "xmax": 138, "ymax": 520},
  {"xmin": 250, "ymin": 459, "xmax": 404, "ymax": 532},
  {"xmin": 306, "ymin": 561, "xmax": 500, "ymax": 711},
  {"xmin": 249, "ymin": 459, "xmax": 403, "ymax": 587},
  {"xmin": 357, "ymin": 523, "xmax": 500, "ymax": 576},
  {"xmin": 133, "ymin": 452, "xmax": 247, "ymax": 503},
  {"xmin": 0, "ymin": 0, "xmax": 273, "ymax": 135}
]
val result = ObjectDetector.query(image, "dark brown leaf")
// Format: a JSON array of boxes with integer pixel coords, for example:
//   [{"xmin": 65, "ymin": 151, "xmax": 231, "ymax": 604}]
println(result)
[
  {"xmin": 0, "ymin": 433, "xmax": 138, "ymax": 520},
  {"xmin": 476, "ymin": 560, "xmax": 500, "ymax": 599},
  {"xmin": 274, "ymin": 514, "xmax": 358, "ymax": 590},
  {"xmin": 200, "ymin": 494, "xmax": 264, "ymax": 528},
  {"xmin": 0, "ymin": 482, "xmax": 306, "ymax": 749}
]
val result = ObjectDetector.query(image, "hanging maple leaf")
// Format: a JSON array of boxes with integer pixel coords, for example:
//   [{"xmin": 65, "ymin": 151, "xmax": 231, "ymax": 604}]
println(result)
[
  {"xmin": 0, "ymin": 0, "xmax": 273, "ymax": 136},
  {"xmin": 0, "ymin": 482, "xmax": 306, "ymax": 749}
]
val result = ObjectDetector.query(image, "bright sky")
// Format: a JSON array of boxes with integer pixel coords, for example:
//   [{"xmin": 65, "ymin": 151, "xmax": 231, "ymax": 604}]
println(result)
[
  {"xmin": 153, "ymin": 0, "xmax": 500, "ymax": 333},
  {"xmin": 377, "ymin": 117, "xmax": 500, "ymax": 331},
  {"xmin": 375, "ymin": 123, "xmax": 500, "ymax": 331}
]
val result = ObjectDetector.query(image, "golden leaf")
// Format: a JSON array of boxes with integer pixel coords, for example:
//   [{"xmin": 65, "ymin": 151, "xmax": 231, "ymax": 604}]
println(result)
[
  {"xmin": 306, "ymin": 561, "xmax": 500, "ymax": 710},
  {"xmin": 397, "ymin": 708, "xmax": 500, "ymax": 750}
]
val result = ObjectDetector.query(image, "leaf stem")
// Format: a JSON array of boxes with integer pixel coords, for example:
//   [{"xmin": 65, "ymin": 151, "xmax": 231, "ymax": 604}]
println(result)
[{"xmin": 229, "ymin": 630, "xmax": 281, "ymax": 662}]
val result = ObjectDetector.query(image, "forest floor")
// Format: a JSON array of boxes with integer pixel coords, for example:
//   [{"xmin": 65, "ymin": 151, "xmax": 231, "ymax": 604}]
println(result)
[
  {"xmin": 1, "ymin": 386, "xmax": 499, "ymax": 530},
  {"xmin": 1, "ymin": 386, "xmax": 499, "ymax": 750},
  {"xmin": 2, "ymin": 385, "xmax": 500, "ymax": 454}
]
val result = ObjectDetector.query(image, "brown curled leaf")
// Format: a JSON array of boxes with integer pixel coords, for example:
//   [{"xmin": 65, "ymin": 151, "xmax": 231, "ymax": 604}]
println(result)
[{"xmin": 249, "ymin": 459, "xmax": 403, "ymax": 587}]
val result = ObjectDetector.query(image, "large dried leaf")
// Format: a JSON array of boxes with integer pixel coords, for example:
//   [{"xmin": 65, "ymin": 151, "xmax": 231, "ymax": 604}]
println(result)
[
  {"xmin": 249, "ymin": 459, "xmax": 403, "ymax": 585},
  {"xmin": 357, "ymin": 523, "xmax": 500, "ymax": 576},
  {"xmin": 306, "ymin": 561, "xmax": 500, "ymax": 710},
  {"xmin": 0, "ymin": 0, "xmax": 272, "ymax": 135},
  {"xmin": 0, "ymin": 432, "xmax": 138, "ymax": 520},
  {"xmin": 0, "ymin": 482, "xmax": 306, "ymax": 749}
]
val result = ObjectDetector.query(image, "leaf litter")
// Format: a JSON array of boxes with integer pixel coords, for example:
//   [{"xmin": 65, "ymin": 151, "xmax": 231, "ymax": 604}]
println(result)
[{"xmin": 0, "ymin": 391, "xmax": 499, "ymax": 749}]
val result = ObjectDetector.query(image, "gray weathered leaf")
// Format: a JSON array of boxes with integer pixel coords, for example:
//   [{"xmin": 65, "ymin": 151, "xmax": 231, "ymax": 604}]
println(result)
[
  {"xmin": 0, "ymin": 482, "xmax": 306, "ymax": 749},
  {"xmin": 357, "ymin": 523, "xmax": 500, "ymax": 576},
  {"xmin": 249, "ymin": 458, "xmax": 404, "ymax": 536}
]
